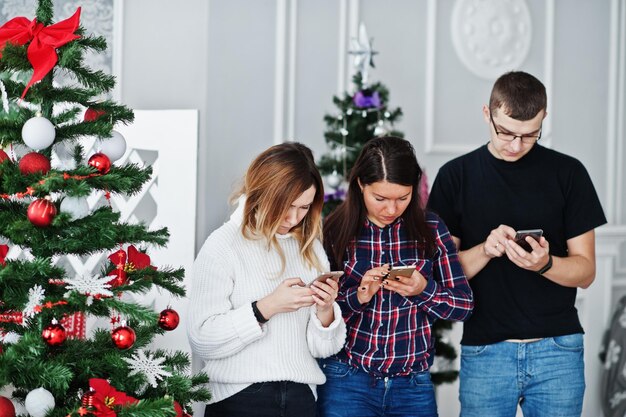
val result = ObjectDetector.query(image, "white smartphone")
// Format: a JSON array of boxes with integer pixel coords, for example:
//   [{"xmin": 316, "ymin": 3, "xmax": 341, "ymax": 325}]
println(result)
[
  {"xmin": 308, "ymin": 271, "xmax": 343, "ymax": 286},
  {"xmin": 386, "ymin": 266, "xmax": 416, "ymax": 280}
]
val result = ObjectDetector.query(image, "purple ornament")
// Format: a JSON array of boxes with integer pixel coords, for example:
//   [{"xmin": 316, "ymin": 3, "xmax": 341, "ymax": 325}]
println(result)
[
  {"xmin": 353, "ymin": 90, "xmax": 381, "ymax": 109},
  {"xmin": 324, "ymin": 188, "xmax": 347, "ymax": 202}
]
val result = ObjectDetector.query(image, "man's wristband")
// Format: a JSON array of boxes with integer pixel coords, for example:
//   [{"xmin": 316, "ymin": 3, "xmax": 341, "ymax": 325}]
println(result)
[
  {"xmin": 251, "ymin": 301, "xmax": 269, "ymax": 324},
  {"xmin": 538, "ymin": 254, "xmax": 553, "ymax": 275}
]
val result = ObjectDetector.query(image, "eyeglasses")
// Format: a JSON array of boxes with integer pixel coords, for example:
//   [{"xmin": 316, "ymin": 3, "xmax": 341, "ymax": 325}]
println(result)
[{"xmin": 489, "ymin": 113, "xmax": 542, "ymax": 144}]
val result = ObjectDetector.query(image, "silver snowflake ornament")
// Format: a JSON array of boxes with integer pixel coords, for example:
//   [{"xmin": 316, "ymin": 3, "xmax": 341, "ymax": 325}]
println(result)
[
  {"xmin": 63, "ymin": 274, "xmax": 114, "ymax": 305},
  {"xmin": 0, "ymin": 331, "xmax": 21, "ymax": 344},
  {"xmin": 23, "ymin": 284, "xmax": 45, "ymax": 318},
  {"xmin": 122, "ymin": 349, "xmax": 172, "ymax": 388}
]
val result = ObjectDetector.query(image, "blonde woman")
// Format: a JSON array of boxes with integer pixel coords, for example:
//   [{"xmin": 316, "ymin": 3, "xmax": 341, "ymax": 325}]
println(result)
[{"xmin": 188, "ymin": 142, "xmax": 346, "ymax": 417}]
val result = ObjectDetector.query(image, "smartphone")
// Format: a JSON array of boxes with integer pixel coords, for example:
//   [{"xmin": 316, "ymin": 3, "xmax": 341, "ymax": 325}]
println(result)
[
  {"xmin": 514, "ymin": 229, "xmax": 543, "ymax": 252},
  {"xmin": 308, "ymin": 271, "xmax": 343, "ymax": 286},
  {"xmin": 386, "ymin": 266, "xmax": 416, "ymax": 280}
]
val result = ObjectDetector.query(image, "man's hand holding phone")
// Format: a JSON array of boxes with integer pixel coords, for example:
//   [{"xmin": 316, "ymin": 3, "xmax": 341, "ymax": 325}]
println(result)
[
  {"xmin": 482, "ymin": 225, "xmax": 550, "ymax": 273},
  {"xmin": 506, "ymin": 228, "xmax": 551, "ymax": 273}
]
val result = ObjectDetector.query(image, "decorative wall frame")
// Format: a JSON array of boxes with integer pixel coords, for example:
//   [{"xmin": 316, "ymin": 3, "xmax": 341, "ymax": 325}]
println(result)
[{"xmin": 425, "ymin": 0, "xmax": 554, "ymax": 154}]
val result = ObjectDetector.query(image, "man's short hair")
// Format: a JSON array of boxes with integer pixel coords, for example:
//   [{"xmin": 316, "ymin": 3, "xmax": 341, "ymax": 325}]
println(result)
[{"xmin": 489, "ymin": 71, "xmax": 547, "ymax": 121}]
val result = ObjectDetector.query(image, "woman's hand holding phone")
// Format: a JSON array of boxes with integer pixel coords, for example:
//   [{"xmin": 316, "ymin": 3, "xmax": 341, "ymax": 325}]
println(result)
[
  {"xmin": 256, "ymin": 277, "xmax": 315, "ymax": 320},
  {"xmin": 381, "ymin": 266, "xmax": 427, "ymax": 296},
  {"xmin": 357, "ymin": 264, "xmax": 389, "ymax": 304},
  {"xmin": 310, "ymin": 277, "xmax": 340, "ymax": 326}
]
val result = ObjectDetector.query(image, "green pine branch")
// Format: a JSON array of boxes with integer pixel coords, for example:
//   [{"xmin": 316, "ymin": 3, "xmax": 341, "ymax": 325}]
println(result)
[
  {"xmin": 35, "ymin": 0, "xmax": 53, "ymax": 24},
  {"xmin": 0, "ymin": 205, "xmax": 169, "ymax": 258}
]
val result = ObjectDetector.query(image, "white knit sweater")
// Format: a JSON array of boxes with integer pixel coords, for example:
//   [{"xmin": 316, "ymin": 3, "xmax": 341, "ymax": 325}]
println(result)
[{"xmin": 187, "ymin": 201, "xmax": 346, "ymax": 404}]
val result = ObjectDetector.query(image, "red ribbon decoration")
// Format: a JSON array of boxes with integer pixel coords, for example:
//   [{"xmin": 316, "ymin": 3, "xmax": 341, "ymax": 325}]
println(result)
[
  {"xmin": 0, "ymin": 311, "xmax": 23, "ymax": 324},
  {"xmin": 0, "ymin": 171, "xmax": 105, "ymax": 201},
  {"xmin": 0, "ymin": 8, "xmax": 81, "ymax": 98},
  {"xmin": 0, "ymin": 244, "xmax": 8, "ymax": 266}
]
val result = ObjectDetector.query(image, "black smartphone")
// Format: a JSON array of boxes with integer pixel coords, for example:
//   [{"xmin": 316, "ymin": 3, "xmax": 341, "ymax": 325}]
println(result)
[{"xmin": 514, "ymin": 229, "xmax": 543, "ymax": 252}]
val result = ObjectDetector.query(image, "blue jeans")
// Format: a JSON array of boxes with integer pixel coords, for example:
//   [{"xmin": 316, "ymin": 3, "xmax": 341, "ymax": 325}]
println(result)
[
  {"xmin": 317, "ymin": 358, "xmax": 438, "ymax": 417},
  {"xmin": 459, "ymin": 334, "xmax": 585, "ymax": 417},
  {"xmin": 204, "ymin": 381, "xmax": 315, "ymax": 417}
]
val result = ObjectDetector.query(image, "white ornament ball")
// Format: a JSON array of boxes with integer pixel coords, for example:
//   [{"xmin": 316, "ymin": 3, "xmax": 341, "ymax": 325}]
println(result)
[
  {"xmin": 22, "ymin": 116, "xmax": 56, "ymax": 150},
  {"xmin": 326, "ymin": 171, "xmax": 343, "ymax": 188},
  {"xmin": 97, "ymin": 131, "xmax": 127, "ymax": 161},
  {"xmin": 60, "ymin": 196, "xmax": 90, "ymax": 220},
  {"xmin": 25, "ymin": 387, "xmax": 55, "ymax": 417}
]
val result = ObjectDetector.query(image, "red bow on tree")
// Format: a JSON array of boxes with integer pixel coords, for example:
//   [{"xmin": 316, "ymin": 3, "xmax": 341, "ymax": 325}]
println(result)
[
  {"xmin": 0, "ymin": 244, "xmax": 8, "ymax": 266},
  {"xmin": 108, "ymin": 245, "xmax": 156, "ymax": 287},
  {"xmin": 0, "ymin": 8, "xmax": 81, "ymax": 98},
  {"xmin": 88, "ymin": 378, "xmax": 138, "ymax": 417}
]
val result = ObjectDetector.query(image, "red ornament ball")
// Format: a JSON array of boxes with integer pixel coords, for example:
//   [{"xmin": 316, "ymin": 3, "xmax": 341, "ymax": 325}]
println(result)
[
  {"xmin": 0, "ymin": 149, "xmax": 9, "ymax": 163},
  {"xmin": 27, "ymin": 198, "xmax": 57, "ymax": 227},
  {"xmin": 158, "ymin": 308, "xmax": 180, "ymax": 331},
  {"xmin": 84, "ymin": 107, "xmax": 106, "ymax": 122},
  {"xmin": 111, "ymin": 325, "xmax": 136, "ymax": 349},
  {"xmin": 19, "ymin": 152, "xmax": 51, "ymax": 175},
  {"xmin": 42, "ymin": 322, "xmax": 67, "ymax": 346},
  {"xmin": 88, "ymin": 152, "xmax": 111, "ymax": 174},
  {"xmin": 0, "ymin": 396, "xmax": 15, "ymax": 417}
]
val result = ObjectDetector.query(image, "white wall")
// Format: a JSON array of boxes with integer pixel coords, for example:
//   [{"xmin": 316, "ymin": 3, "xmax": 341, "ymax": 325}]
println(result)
[
  {"xmin": 120, "ymin": 0, "xmax": 213, "ymax": 250},
  {"xmin": 120, "ymin": 1, "xmax": 626, "ymax": 415},
  {"xmin": 121, "ymin": 0, "xmax": 624, "ymax": 245}
]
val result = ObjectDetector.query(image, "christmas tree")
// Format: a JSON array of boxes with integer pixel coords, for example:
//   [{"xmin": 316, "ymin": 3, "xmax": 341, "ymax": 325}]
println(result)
[
  {"xmin": 317, "ymin": 24, "xmax": 459, "ymax": 385},
  {"xmin": 316, "ymin": 25, "xmax": 403, "ymax": 215},
  {"xmin": 0, "ymin": 1, "xmax": 209, "ymax": 416}
]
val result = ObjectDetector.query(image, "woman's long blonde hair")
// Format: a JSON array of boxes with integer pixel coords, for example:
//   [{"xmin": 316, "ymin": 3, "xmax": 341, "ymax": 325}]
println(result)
[{"xmin": 234, "ymin": 142, "xmax": 325, "ymax": 273}]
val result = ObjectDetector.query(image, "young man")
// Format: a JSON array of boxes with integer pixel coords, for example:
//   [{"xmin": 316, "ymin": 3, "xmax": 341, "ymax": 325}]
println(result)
[{"xmin": 427, "ymin": 71, "xmax": 606, "ymax": 417}]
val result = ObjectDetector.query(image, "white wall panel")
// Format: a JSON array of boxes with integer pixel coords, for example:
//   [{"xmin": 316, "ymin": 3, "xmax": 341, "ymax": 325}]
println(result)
[{"xmin": 293, "ymin": 1, "xmax": 342, "ymax": 158}]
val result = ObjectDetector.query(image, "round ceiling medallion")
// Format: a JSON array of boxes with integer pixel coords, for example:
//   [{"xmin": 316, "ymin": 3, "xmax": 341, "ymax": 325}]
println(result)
[{"xmin": 451, "ymin": 0, "xmax": 532, "ymax": 79}]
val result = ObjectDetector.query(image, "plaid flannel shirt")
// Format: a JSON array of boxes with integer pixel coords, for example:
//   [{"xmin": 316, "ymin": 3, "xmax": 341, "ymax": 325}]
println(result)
[{"xmin": 333, "ymin": 212, "xmax": 473, "ymax": 377}]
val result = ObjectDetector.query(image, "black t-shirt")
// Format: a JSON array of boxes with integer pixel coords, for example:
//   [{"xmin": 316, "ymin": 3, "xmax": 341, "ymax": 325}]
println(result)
[{"xmin": 427, "ymin": 144, "xmax": 607, "ymax": 345}]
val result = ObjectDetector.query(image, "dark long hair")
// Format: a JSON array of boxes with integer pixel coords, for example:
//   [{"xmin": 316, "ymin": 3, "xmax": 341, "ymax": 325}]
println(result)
[{"xmin": 323, "ymin": 136, "xmax": 436, "ymax": 267}]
